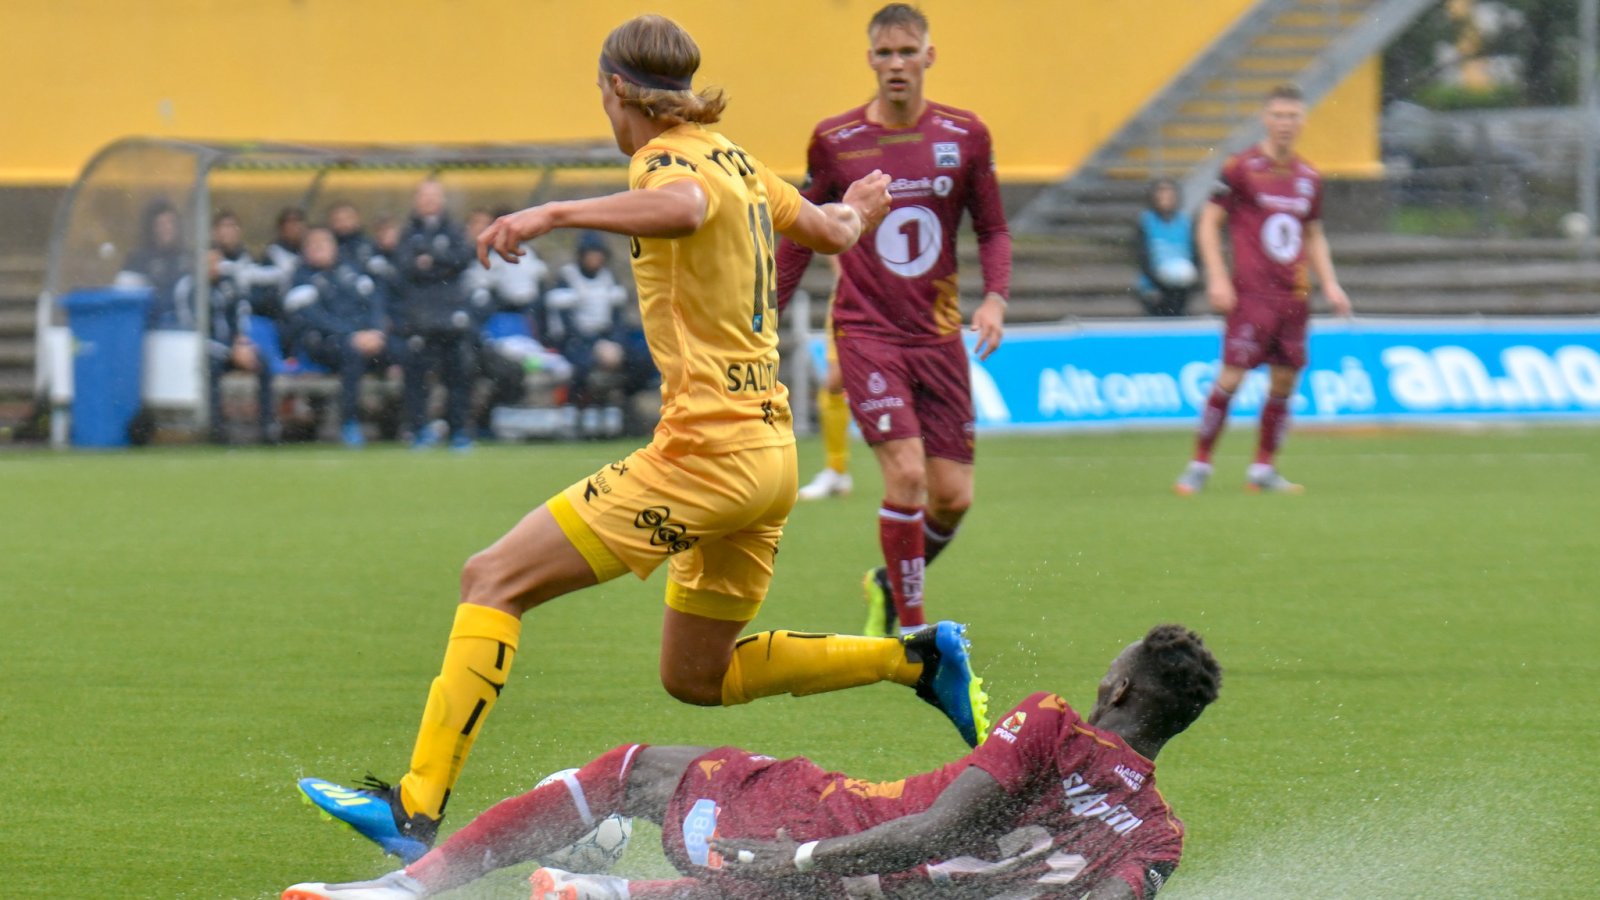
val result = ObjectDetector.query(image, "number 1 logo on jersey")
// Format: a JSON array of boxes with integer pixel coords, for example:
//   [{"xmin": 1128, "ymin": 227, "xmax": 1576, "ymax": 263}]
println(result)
[{"xmin": 875, "ymin": 205, "xmax": 942, "ymax": 279}]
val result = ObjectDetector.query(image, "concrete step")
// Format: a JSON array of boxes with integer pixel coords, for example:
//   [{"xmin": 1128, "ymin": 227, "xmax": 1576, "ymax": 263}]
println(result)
[
  {"xmin": 0, "ymin": 338, "xmax": 35, "ymax": 367},
  {"xmin": 1246, "ymin": 47, "xmax": 1323, "ymax": 60},
  {"xmin": 1254, "ymin": 33, "xmax": 1344, "ymax": 50},
  {"xmin": 1033, "ymin": 202, "xmax": 1147, "ymax": 224},
  {"xmin": 0, "ymin": 252, "xmax": 47, "ymax": 273},
  {"xmin": 0, "ymin": 369, "xmax": 34, "ymax": 398},
  {"xmin": 1339, "ymin": 260, "xmax": 1600, "ymax": 293},
  {"xmin": 1328, "ymin": 235, "xmax": 1599, "ymax": 263},
  {"xmin": 0, "ymin": 278, "xmax": 42, "ymax": 298},
  {"xmin": 0, "ymin": 307, "xmax": 36, "ymax": 335},
  {"xmin": 1222, "ymin": 62, "xmax": 1309, "ymax": 79},
  {"xmin": 1060, "ymin": 180, "xmax": 1155, "ymax": 203},
  {"xmin": 1340, "ymin": 291, "xmax": 1600, "ymax": 316},
  {"xmin": 1165, "ymin": 114, "xmax": 1240, "ymax": 127}
]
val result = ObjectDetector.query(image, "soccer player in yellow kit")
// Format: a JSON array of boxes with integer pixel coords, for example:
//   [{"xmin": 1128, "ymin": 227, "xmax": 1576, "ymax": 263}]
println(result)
[{"xmin": 298, "ymin": 14, "xmax": 989, "ymax": 865}]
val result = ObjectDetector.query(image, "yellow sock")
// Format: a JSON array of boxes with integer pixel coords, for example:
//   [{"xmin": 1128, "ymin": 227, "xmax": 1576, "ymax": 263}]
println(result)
[
  {"xmin": 819, "ymin": 389, "xmax": 850, "ymax": 474},
  {"xmin": 398, "ymin": 603, "xmax": 521, "ymax": 819},
  {"xmin": 720, "ymin": 630, "xmax": 921, "ymax": 706}
]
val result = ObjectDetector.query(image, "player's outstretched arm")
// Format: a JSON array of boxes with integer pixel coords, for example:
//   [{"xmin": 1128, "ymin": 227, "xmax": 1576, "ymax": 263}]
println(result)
[
  {"xmin": 779, "ymin": 170, "xmax": 892, "ymax": 256},
  {"xmin": 713, "ymin": 766, "xmax": 1015, "ymax": 880},
  {"xmin": 1305, "ymin": 220, "xmax": 1351, "ymax": 316},
  {"xmin": 477, "ymin": 181, "xmax": 708, "ymax": 266}
]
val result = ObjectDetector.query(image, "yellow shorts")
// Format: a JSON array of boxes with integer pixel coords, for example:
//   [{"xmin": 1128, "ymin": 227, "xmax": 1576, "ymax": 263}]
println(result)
[{"xmin": 549, "ymin": 441, "xmax": 799, "ymax": 622}]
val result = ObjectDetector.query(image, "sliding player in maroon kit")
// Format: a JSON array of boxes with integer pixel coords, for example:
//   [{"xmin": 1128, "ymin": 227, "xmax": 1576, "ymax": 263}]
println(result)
[
  {"xmin": 282, "ymin": 623, "xmax": 1220, "ymax": 899},
  {"xmin": 1175, "ymin": 84, "xmax": 1352, "ymax": 495},
  {"xmin": 776, "ymin": 3, "xmax": 1012, "ymax": 637}
]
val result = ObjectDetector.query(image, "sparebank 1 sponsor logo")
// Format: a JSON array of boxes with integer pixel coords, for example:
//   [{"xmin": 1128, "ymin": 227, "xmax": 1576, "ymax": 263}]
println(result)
[
  {"xmin": 1381, "ymin": 343, "xmax": 1600, "ymax": 412},
  {"xmin": 1060, "ymin": 772, "xmax": 1144, "ymax": 835}
]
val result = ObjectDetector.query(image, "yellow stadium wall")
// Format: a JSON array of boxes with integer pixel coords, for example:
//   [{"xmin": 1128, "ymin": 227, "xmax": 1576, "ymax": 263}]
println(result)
[{"xmin": 0, "ymin": 0, "xmax": 1379, "ymax": 185}]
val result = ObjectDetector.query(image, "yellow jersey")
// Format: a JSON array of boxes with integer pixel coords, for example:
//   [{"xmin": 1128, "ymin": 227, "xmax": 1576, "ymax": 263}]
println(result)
[{"xmin": 627, "ymin": 124, "xmax": 802, "ymax": 456}]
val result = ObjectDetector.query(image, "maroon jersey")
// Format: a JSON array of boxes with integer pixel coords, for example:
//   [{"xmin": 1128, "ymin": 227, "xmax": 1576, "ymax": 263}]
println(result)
[
  {"xmin": 775, "ymin": 101, "xmax": 1012, "ymax": 345},
  {"xmin": 662, "ymin": 693, "xmax": 1182, "ymax": 898},
  {"xmin": 1213, "ymin": 145, "xmax": 1323, "ymax": 301}
]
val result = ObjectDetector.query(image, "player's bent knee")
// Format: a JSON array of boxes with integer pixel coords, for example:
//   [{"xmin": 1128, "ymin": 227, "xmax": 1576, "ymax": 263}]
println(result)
[
  {"xmin": 881, "ymin": 459, "xmax": 927, "ymax": 498},
  {"xmin": 659, "ymin": 671, "xmax": 724, "ymax": 707},
  {"xmin": 929, "ymin": 492, "xmax": 971, "ymax": 522},
  {"xmin": 459, "ymin": 552, "xmax": 528, "ymax": 615},
  {"xmin": 1215, "ymin": 367, "xmax": 1248, "ymax": 393}
]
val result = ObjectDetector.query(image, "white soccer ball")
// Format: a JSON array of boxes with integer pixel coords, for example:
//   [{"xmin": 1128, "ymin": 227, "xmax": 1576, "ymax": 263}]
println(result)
[
  {"xmin": 1155, "ymin": 257, "xmax": 1198, "ymax": 288},
  {"xmin": 534, "ymin": 768, "xmax": 633, "ymax": 873}
]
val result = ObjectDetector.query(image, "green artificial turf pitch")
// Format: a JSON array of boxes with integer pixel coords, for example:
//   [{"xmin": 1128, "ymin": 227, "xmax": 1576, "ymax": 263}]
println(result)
[{"xmin": 3, "ymin": 428, "xmax": 1597, "ymax": 898}]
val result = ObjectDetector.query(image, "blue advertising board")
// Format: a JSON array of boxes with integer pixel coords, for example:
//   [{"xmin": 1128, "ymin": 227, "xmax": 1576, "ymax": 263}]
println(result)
[{"xmin": 809, "ymin": 318, "xmax": 1600, "ymax": 431}]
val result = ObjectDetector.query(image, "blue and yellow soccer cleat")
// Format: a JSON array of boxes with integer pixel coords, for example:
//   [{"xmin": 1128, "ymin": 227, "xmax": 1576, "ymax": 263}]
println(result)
[
  {"xmin": 861, "ymin": 567, "xmax": 897, "ymax": 638},
  {"xmin": 903, "ymin": 621, "xmax": 990, "ymax": 748},
  {"xmin": 298, "ymin": 776, "xmax": 438, "ymax": 864}
]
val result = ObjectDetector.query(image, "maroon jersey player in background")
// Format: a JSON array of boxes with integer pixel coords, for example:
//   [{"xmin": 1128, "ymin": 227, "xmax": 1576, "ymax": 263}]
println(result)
[
  {"xmin": 1175, "ymin": 84, "xmax": 1352, "ymax": 496},
  {"xmin": 776, "ymin": 3, "xmax": 1012, "ymax": 638},
  {"xmin": 282, "ymin": 623, "xmax": 1220, "ymax": 900}
]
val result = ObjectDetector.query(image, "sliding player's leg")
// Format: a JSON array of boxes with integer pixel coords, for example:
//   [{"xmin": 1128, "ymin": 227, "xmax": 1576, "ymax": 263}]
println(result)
[{"xmin": 287, "ymin": 745, "xmax": 707, "ymax": 899}]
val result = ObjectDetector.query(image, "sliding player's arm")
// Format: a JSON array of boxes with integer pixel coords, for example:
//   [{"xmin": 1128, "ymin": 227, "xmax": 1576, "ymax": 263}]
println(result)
[
  {"xmin": 713, "ymin": 765, "xmax": 1017, "ymax": 879},
  {"xmin": 478, "ymin": 181, "xmax": 708, "ymax": 266}
]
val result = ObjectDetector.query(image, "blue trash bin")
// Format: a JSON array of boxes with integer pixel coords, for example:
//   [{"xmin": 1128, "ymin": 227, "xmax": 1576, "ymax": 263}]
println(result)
[{"xmin": 62, "ymin": 287, "xmax": 151, "ymax": 447}]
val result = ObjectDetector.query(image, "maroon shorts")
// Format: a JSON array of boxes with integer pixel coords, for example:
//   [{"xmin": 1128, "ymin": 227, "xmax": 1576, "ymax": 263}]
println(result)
[
  {"xmin": 1222, "ymin": 295, "xmax": 1310, "ymax": 370},
  {"xmin": 661, "ymin": 746, "xmax": 944, "ymax": 891},
  {"xmin": 661, "ymin": 748, "xmax": 834, "ymax": 883},
  {"xmin": 835, "ymin": 333, "xmax": 975, "ymax": 464}
]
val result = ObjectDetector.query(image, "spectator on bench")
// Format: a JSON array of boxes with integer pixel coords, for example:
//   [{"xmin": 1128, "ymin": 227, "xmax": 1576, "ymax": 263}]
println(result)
[
  {"xmin": 211, "ymin": 209, "xmax": 285, "ymax": 320},
  {"xmin": 392, "ymin": 180, "xmax": 477, "ymax": 451},
  {"xmin": 175, "ymin": 247, "xmax": 278, "ymax": 445},
  {"xmin": 329, "ymin": 201, "xmax": 377, "ymax": 266},
  {"xmin": 257, "ymin": 206, "xmax": 308, "ymax": 321},
  {"xmin": 331, "ymin": 201, "xmax": 403, "ymax": 291},
  {"xmin": 116, "ymin": 199, "xmax": 190, "ymax": 329},
  {"xmin": 544, "ymin": 230, "xmax": 629, "ymax": 433},
  {"xmin": 464, "ymin": 208, "xmax": 549, "ymax": 427},
  {"xmin": 330, "ymin": 199, "xmax": 400, "ymax": 322},
  {"xmin": 284, "ymin": 228, "xmax": 404, "ymax": 448},
  {"xmin": 1133, "ymin": 178, "xmax": 1199, "ymax": 318}
]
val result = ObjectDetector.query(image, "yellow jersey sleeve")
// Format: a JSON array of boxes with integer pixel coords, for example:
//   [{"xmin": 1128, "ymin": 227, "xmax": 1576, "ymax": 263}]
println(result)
[
  {"xmin": 757, "ymin": 165, "xmax": 802, "ymax": 232},
  {"xmin": 630, "ymin": 142, "xmax": 720, "ymax": 222}
]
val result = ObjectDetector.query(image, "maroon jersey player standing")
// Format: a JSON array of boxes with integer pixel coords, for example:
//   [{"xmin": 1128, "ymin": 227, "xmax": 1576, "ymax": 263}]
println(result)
[
  {"xmin": 282, "ymin": 624, "xmax": 1220, "ymax": 900},
  {"xmin": 1175, "ymin": 84, "xmax": 1351, "ymax": 496},
  {"xmin": 776, "ymin": 3, "xmax": 1012, "ymax": 637}
]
